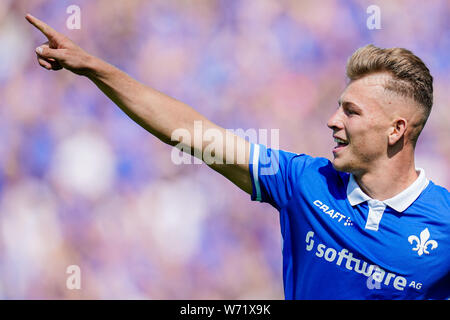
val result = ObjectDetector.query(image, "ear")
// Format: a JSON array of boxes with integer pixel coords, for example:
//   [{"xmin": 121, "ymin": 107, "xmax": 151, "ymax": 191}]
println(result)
[{"xmin": 388, "ymin": 118, "xmax": 407, "ymax": 146}]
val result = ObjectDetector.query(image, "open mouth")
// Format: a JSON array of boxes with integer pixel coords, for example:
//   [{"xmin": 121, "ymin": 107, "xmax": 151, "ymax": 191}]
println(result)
[{"xmin": 333, "ymin": 137, "xmax": 349, "ymax": 153}]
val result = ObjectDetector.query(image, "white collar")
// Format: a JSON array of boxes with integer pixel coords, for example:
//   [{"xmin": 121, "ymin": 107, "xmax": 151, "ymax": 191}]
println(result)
[{"xmin": 346, "ymin": 168, "xmax": 429, "ymax": 212}]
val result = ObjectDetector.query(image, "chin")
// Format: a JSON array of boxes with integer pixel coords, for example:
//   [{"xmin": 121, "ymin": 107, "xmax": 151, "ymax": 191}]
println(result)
[{"xmin": 331, "ymin": 158, "xmax": 353, "ymax": 173}]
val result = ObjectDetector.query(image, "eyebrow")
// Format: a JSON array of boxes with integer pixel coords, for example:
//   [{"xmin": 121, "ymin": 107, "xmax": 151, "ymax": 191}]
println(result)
[{"xmin": 338, "ymin": 99, "xmax": 362, "ymax": 111}]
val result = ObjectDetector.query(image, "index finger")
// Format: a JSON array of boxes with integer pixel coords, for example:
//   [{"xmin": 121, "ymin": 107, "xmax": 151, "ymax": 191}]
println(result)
[{"xmin": 25, "ymin": 14, "xmax": 59, "ymax": 39}]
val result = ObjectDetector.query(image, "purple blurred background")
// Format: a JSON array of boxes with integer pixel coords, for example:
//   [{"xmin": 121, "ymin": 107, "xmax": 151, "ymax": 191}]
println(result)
[{"xmin": 0, "ymin": 0, "xmax": 448, "ymax": 299}]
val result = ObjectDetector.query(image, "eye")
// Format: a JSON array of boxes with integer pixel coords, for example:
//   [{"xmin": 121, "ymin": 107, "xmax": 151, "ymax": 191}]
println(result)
[
  {"xmin": 339, "ymin": 101, "xmax": 361, "ymax": 116},
  {"xmin": 344, "ymin": 107, "xmax": 358, "ymax": 116}
]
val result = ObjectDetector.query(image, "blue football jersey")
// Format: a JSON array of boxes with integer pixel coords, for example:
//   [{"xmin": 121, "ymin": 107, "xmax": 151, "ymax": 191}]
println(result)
[{"xmin": 249, "ymin": 143, "xmax": 450, "ymax": 299}]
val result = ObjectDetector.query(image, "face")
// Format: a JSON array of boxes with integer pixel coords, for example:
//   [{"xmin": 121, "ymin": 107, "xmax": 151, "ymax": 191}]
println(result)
[{"xmin": 327, "ymin": 73, "xmax": 396, "ymax": 174}]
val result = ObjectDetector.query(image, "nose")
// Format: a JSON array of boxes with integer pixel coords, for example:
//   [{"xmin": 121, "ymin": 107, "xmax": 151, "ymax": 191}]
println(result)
[{"xmin": 327, "ymin": 108, "xmax": 344, "ymax": 131}]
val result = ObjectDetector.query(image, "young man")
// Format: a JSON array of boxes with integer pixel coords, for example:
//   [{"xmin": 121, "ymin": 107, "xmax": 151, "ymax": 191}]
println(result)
[{"xmin": 26, "ymin": 14, "xmax": 449, "ymax": 299}]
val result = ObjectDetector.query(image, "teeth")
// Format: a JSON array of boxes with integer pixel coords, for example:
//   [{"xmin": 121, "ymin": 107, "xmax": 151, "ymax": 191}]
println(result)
[{"xmin": 334, "ymin": 138, "xmax": 347, "ymax": 144}]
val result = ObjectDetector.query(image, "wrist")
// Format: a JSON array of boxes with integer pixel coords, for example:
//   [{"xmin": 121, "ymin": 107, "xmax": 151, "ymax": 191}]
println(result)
[{"xmin": 83, "ymin": 54, "xmax": 106, "ymax": 79}]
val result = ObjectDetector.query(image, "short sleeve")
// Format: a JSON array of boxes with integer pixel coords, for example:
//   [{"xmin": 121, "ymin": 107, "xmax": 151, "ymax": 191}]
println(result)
[{"xmin": 249, "ymin": 143, "xmax": 313, "ymax": 210}]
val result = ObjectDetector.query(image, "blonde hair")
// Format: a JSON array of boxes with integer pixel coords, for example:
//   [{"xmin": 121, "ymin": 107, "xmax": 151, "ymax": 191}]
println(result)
[{"xmin": 346, "ymin": 45, "xmax": 433, "ymax": 145}]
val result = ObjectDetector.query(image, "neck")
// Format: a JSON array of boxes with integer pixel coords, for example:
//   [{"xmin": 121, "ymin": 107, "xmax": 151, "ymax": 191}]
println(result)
[{"xmin": 353, "ymin": 154, "xmax": 419, "ymax": 201}]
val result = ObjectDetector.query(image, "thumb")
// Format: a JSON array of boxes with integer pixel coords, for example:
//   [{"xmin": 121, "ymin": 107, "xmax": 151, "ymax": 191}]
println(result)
[{"xmin": 36, "ymin": 46, "xmax": 65, "ymax": 60}]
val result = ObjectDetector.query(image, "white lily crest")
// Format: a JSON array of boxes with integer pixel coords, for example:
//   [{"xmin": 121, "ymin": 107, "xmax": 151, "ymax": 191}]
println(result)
[{"xmin": 408, "ymin": 228, "xmax": 438, "ymax": 256}]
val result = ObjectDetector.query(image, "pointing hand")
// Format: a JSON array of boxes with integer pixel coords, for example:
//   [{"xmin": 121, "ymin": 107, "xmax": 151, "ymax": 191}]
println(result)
[{"xmin": 26, "ymin": 14, "xmax": 92, "ymax": 75}]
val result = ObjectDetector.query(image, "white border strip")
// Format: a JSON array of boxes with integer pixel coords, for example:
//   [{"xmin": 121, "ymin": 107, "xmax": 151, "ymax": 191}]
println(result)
[{"xmin": 252, "ymin": 144, "xmax": 261, "ymax": 201}]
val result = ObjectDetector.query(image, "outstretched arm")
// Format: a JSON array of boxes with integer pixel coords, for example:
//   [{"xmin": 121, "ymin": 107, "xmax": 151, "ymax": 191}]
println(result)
[{"xmin": 26, "ymin": 14, "xmax": 252, "ymax": 194}]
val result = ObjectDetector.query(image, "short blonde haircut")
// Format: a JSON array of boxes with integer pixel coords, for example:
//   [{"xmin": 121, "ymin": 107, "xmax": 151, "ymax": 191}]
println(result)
[{"xmin": 346, "ymin": 45, "xmax": 433, "ymax": 145}]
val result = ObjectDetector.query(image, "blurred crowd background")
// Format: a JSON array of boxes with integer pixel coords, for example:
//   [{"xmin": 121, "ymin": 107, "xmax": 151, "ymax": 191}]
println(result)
[{"xmin": 0, "ymin": 0, "xmax": 449, "ymax": 299}]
